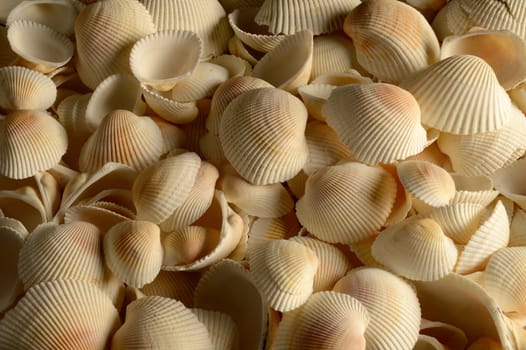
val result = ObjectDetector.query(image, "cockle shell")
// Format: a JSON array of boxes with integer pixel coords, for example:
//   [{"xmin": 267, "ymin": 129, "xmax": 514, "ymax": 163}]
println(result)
[
  {"xmin": 141, "ymin": 84, "xmax": 199, "ymax": 124},
  {"xmin": 56, "ymin": 92, "xmax": 91, "ymax": 142},
  {"xmin": 0, "ymin": 110, "xmax": 68, "ymax": 180},
  {"xmin": 381, "ymin": 163, "xmax": 413, "ymax": 226},
  {"xmin": 349, "ymin": 235, "xmax": 383, "ymax": 268},
  {"xmin": 324, "ymin": 82, "xmax": 427, "ymax": 165},
  {"xmin": 6, "ymin": 0, "xmax": 78, "ymax": 35},
  {"xmin": 162, "ymin": 226, "xmax": 219, "ymax": 268},
  {"xmin": 419, "ymin": 318, "xmax": 468, "ymax": 350},
  {"xmin": 0, "ymin": 65, "xmax": 56, "ymax": 111},
  {"xmin": 171, "ymin": 62, "xmax": 230, "ymax": 103},
  {"xmin": 219, "ymin": 87, "xmax": 309, "ymax": 185},
  {"xmin": 211, "ymin": 54, "xmax": 252, "ymax": 78},
  {"xmin": 0, "ymin": 220, "xmax": 27, "ymax": 313},
  {"xmin": 400, "ymin": 55, "xmax": 512, "ymax": 135},
  {"xmin": 492, "ymin": 158, "xmax": 526, "ymax": 211},
  {"xmin": 273, "ymin": 291, "xmax": 369, "ymax": 350},
  {"xmin": 192, "ymin": 308, "xmax": 240, "ymax": 350},
  {"xmin": 296, "ymin": 161, "xmax": 397, "ymax": 244},
  {"xmin": 0, "ymin": 280, "xmax": 121, "ymax": 350},
  {"xmin": 343, "ymin": 0, "xmax": 440, "ymax": 83},
  {"xmin": 151, "ymin": 116, "xmax": 186, "ymax": 154}
]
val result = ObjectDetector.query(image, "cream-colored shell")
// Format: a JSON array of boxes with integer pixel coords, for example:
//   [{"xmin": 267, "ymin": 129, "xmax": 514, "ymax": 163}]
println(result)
[
  {"xmin": 297, "ymin": 84, "xmax": 335, "ymax": 121},
  {"xmin": 311, "ymin": 33, "xmax": 358, "ymax": 81},
  {"xmin": 192, "ymin": 308, "xmax": 240, "ymax": 350},
  {"xmin": 381, "ymin": 163, "xmax": 413, "ymax": 226},
  {"xmin": 6, "ymin": 0, "xmax": 78, "ymax": 35},
  {"xmin": 492, "ymin": 158, "xmax": 526, "ymax": 211},
  {"xmin": 162, "ymin": 226, "xmax": 219, "ymax": 268},
  {"xmin": 171, "ymin": 62, "xmax": 230, "ymax": 103},
  {"xmin": 141, "ymin": 84, "xmax": 199, "ymax": 124},
  {"xmin": 64, "ymin": 202, "xmax": 133, "ymax": 233},
  {"xmin": 420, "ymin": 318, "xmax": 468, "ymax": 350},
  {"xmin": 227, "ymin": 35, "xmax": 260, "ymax": 66},
  {"xmin": 449, "ymin": 173, "xmax": 499, "ymax": 206}
]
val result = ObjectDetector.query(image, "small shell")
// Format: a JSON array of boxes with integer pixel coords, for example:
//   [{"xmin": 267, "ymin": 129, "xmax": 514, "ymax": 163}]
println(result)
[
  {"xmin": 0, "ymin": 280, "xmax": 121, "ymax": 350},
  {"xmin": 219, "ymin": 88, "xmax": 309, "ymax": 185},
  {"xmin": 400, "ymin": 55, "xmax": 512, "ymax": 135},
  {"xmin": 7, "ymin": 20, "xmax": 74, "ymax": 73},
  {"xmin": 56, "ymin": 92, "xmax": 91, "ymax": 141},
  {"xmin": 0, "ymin": 222, "xmax": 26, "ymax": 313},
  {"xmin": 6, "ymin": 0, "xmax": 78, "ymax": 35},
  {"xmin": 249, "ymin": 239, "xmax": 319, "ymax": 312},
  {"xmin": 492, "ymin": 158, "xmax": 526, "ymax": 211},
  {"xmin": 0, "ymin": 65, "xmax": 56, "ymax": 111},
  {"xmin": 141, "ymin": 84, "xmax": 199, "ymax": 124},
  {"xmin": 296, "ymin": 162, "xmax": 397, "ymax": 244},
  {"xmin": 0, "ymin": 186, "xmax": 47, "ymax": 232},
  {"xmin": 297, "ymin": 84, "xmax": 335, "ymax": 121},
  {"xmin": 343, "ymin": 0, "xmax": 440, "ymax": 82},
  {"xmin": 449, "ymin": 173, "xmax": 499, "ymax": 206},
  {"xmin": 253, "ymin": 30, "xmax": 313, "ymax": 93},
  {"xmin": 273, "ymin": 291, "xmax": 369, "ymax": 350},
  {"xmin": 510, "ymin": 207, "xmax": 526, "ymax": 247},
  {"xmin": 324, "ymin": 82, "xmax": 427, "ymax": 165},
  {"xmin": 140, "ymin": 270, "xmax": 201, "ymax": 308},
  {"xmin": 0, "ymin": 110, "xmax": 68, "ymax": 180},
  {"xmin": 171, "ymin": 62, "xmax": 230, "ymax": 103},
  {"xmin": 333, "ymin": 267, "xmax": 421, "ymax": 350},
  {"xmin": 192, "ymin": 309, "xmax": 240, "ymax": 350},
  {"xmin": 311, "ymin": 33, "xmax": 361, "ymax": 81},
  {"xmin": 371, "ymin": 217, "xmax": 458, "ymax": 281},
  {"xmin": 112, "ymin": 296, "xmax": 213, "ymax": 350},
  {"xmin": 311, "ymin": 69, "xmax": 373, "ymax": 85}
]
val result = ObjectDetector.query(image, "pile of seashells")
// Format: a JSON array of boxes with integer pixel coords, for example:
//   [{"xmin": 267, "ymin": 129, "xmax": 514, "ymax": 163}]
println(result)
[{"xmin": 2, "ymin": 0, "xmax": 526, "ymax": 348}]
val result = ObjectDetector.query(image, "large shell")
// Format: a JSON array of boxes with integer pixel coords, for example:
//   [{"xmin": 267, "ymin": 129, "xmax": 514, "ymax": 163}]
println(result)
[
  {"xmin": 492, "ymin": 158, "xmax": 526, "ymax": 211},
  {"xmin": 400, "ymin": 55, "xmax": 512, "ymax": 135},
  {"xmin": 6, "ymin": 0, "xmax": 78, "ymax": 35},
  {"xmin": 0, "ymin": 280, "xmax": 121, "ymax": 350},
  {"xmin": 219, "ymin": 88, "xmax": 309, "ymax": 185},
  {"xmin": 0, "ymin": 110, "xmax": 67, "ymax": 180},
  {"xmin": 343, "ymin": 0, "xmax": 440, "ymax": 82},
  {"xmin": 324, "ymin": 82, "xmax": 427, "ymax": 165},
  {"xmin": 0, "ymin": 220, "xmax": 27, "ymax": 313},
  {"xmin": 296, "ymin": 162, "xmax": 397, "ymax": 244}
]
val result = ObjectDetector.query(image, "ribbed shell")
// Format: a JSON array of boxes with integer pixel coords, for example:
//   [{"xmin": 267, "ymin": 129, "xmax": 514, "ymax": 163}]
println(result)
[
  {"xmin": 324, "ymin": 83, "xmax": 427, "ymax": 165},
  {"xmin": 492, "ymin": 158, "xmax": 526, "ymax": 211},
  {"xmin": 192, "ymin": 309, "xmax": 240, "ymax": 350},
  {"xmin": 162, "ymin": 226, "xmax": 219, "ymax": 268},
  {"xmin": 6, "ymin": 0, "xmax": 78, "ymax": 35},
  {"xmin": 0, "ymin": 280, "xmax": 121, "ymax": 350},
  {"xmin": 0, "ymin": 65, "xmax": 56, "ymax": 111},
  {"xmin": 399, "ymin": 55, "xmax": 512, "ymax": 135},
  {"xmin": 219, "ymin": 88, "xmax": 309, "ymax": 185},
  {"xmin": 311, "ymin": 33, "xmax": 357, "ymax": 80},
  {"xmin": 0, "ymin": 223, "xmax": 26, "ymax": 313},
  {"xmin": 343, "ymin": 0, "xmax": 440, "ymax": 82},
  {"xmin": 371, "ymin": 217, "xmax": 458, "ymax": 281},
  {"xmin": 171, "ymin": 62, "xmax": 230, "ymax": 103},
  {"xmin": 247, "ymin": 214, "xmax": 299, "ymax": 257},
  {"xmin": 296, "ymin": 162, "xmax": 397, "ymax": 244},
  {"xmin": 140, "ymin": 270, "xmax": 201, "ymax": 308},
  {"xmin": 141, "ymin": 84, "xmax": 199, "ymax": 124}
]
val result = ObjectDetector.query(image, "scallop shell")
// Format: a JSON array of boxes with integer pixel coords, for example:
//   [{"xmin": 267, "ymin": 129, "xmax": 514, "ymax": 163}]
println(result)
[
  {"xmin": 492, "ymin": 158, "xmax": 526, "ymax": 211},
  {"xmin": 74, "ymin": 0, "xmax": 155, "ymax": 90},
  {"xmin": 79, "ymin": 110, "xmax": 164, "ymax": 173},
  {"xmin": 7, "ymin": 20, "xmax": 74, "ymax": 73},
  {"xmin": 372, "ymin": 217, "xmax": 458, "ymax": 281},
  {"xmin": 311, "ymin": 33, "xmax": 360, "ymax": 81},
  {"xmin": 246, "ymin": 213, "xmax": 300, "ymax": 257},
  {"xmin": 139, "ymin": 0, "xmax": 232, "ymax": 60},
  {"xmin": 112, "ymin": 296, "xmax": 213, "ymax": 350},
  {"xmin": 0, "ymin": 110, "xmax": 68, "ymax": 180},
  {"xmin": 171, "ymin": 62, "xmax": 230, "ymax": 103},
  {"xmin": 18, "ymin": 222, "xmax": 105, "ymax": 290},
  {"xmin": 6, "ymin": 0, "xmax": 78, "ymax": 35},
  {"xmin": 249, "ymin": 239, "xmax": 319, "ymax": 312},
  {"xmin": 333, "ymin": 267, "xmax": 421, "ymax": 350},
  {"xmin": 0, "ymin": 65, "xmax": 56, "ymax": 111},
  {"xmin": 297, "ymin": 84, "xmax": 335, "ymax": 121},
  {"xmin": 343, "ymin": 0, "xmax": 440, "ymax": 83},
  {"xmin": 296, "ymin": 162, "xmax": 397, "ymax": 245},
  {"xmin": 253, "ymin": 30, "xmax": 313, "ymax": 93},
  {"xmin": 255, "ymin": 0, "xmax": 361, "ymax": 35},
  {"xmin": 0, "ymin": 222, "xmax": 27, "ymax": 313},
  {"xmin": 132, "ymin": 152, "xmax": 201, "ymax": 223},
  {"xmin": 0, "ymin": 186, "xmax": 47, "ymax": 232},
  {"xmin": 510, "ymin": 207, "xmax": 526, "ymax": 247},
  {"xmin": 192, "ymin": 309, "xmax": 240, "ymax": 350},
  {"xmin": 450, "ymin": 173, "xmax": 499, "ymax": 206},
  {"xmin": 219, "ymin": 87, "xmax": 309, "ymax": 185},
  {"xmin": 400, "ymin": 55, "xmax": 512, "ymax": 135},
  {"xmin": 324, "ymin": 82, "xmax": 427, "ymax": 165},
  {"xmin": 140, "ymin": 270, "xmax": 200, "ymax": 308},
  {"xmin": 141, "ymin": 84, "xmax": 199, "ymax": 124},
  {"xmin": 0, "ymin": 279, "xmax": 121, "ymax": 350},
  {"xmin": 273, "ymin": 291, "xmax": 369, "ymax": 350}
]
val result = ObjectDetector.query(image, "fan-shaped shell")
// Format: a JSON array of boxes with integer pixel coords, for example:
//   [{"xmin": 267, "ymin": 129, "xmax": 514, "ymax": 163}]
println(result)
[
  {"xmin": 141, "ymin": 84, "xmax": 199, "ymax": 124},
  {"xmin": 219, "ymin": 87, "xmax": 309, "ymax": 185},
  {"xmin": 400, "ymin": 55, "xmax": 512, "ymax": 135},
  {"xmin": 192, "ymin": 309, "xmax": 240, "ymax": 350},
  {"xmin": 162, "ymin": 226, "xmax": 219, "ymax": 268},
  {"xmin": 0, "ymin": 110, "xmax": 67, "ymax": 180},
  {"xmin": 171, "ymin": 62, "xmax": 230, "ymax": 103},
  {"xmin": 324, "ymin": 82, "xmax": 427, "ymax": 165},
  {"xmin": 492, "ymin": 158, "xmax": 526, "ymax": 211},
  {"xmin": 6, "ymin": 0, "xmax": 78, "ymax": 35},
  {"xmin": 0, "ymin": 222, "xmax": 26, "ymax": 313},
  {"xmin": 296, "ymin": 162, "xmax": 397, "ymax": 244},
  {"xmin": 310, "ymin": 33, "xmax": 359, "ymax": 81},
  {"xmin": 343, "ymin": 0, "xmax": 440, "ymax": 82}
]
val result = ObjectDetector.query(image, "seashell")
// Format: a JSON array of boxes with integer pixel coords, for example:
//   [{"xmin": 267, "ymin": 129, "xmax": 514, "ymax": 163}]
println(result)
[
  {"xmin": 48, "ymin": 161, "xmax": 79, "ymax": 188},
  {"xmin": 0, "ymin": 65, "xmax": 56, "ymax": 112},
  {"xmin": 273, "ymin": 291, "xmax": 369, "ymax": 350},
  {"xmin": 381, "ymin": 163, "xmax": 413, "ymax": 226},
  {"xmin": 437, "ymin": 104, "xmax": 526, "ymax": 176},
  {"xmin": 333, "ymin": 267, "xmax": 421, "ymax": 350},
  {"xmin": 227, "ymin": 35, "xmax": 261, "ymax": 66},
  {"xmin": 303, "ymin": 120, "xmax": 355, "ymax": 175},
  {"xmin": 0, "ymin": 110, "xmax": 67, "ymax": 180},
  {"xmin": 492, "ymin": 158, "xmax": 526, "ymax": 211},
  {"xmin": 199, "ymin": 131, "xmax": 227, "ymax": 168},
  {"xmin": 449, "ymin": 173, "xmax": 499, "ymax": 206},
  {"xmin": 404, "ymin": 0, "xmax": 447, "ymax": 20},
  {"xmin": 132, "ymin": 152, "xmax": 201, "ymax": 223},
  {"xmin": 311, "ymin": 69, "xmax": 373, "ymax": 85},
  {"xmin": 290, "ymin": 236, "xmax": 352, "ymax": 291},
  {"xmin": 255, "ymin": 0, "xmax": 361, "ymax": 35},
  {"xmin": 296, "ymin": 161, "xmax": 397, "ymax": 244},
  {"xmin": 287, "ymin": 169, "xmax": 307, "ymax": 199},
  {"xmin": 509, "ymin": 81, "xmax": 526, "ymax": 114},
  {"xmin": 160, "ymin": 161, "xmax": 219, "ymax": 232},
  {"xmin": 192, "ymin": 308, "xmax": 240, "ymax": 350},
  {"xmin": 75, "ymin": 0, "xmax": 156, "ymax": 90},
  {"xmin": 180, "ymin": 100, "xmax": 211, "ymax": 153},
  {"xmin": 249, "ymin": 239, "xmax": 319, "ymax": 312},
  {"xmin": 56, "ymin": 92, "xmax": 91, "ymax": 139},
  {"xmin": 0, "ymin": 221, "xmax": 27, "ymax": 313},
  {"xmin": 348, "ymin": 235, "xmax": 383, "ymax": 268},
  {"xmin": 211, "ymin": 54, "xmax": 252, "ymax": 78},
  {"xmin": 247, "ymin": 213, "xmax": 300, "ymax": 257},
  {"xmin": 130, "ymin": 30, "xmax": 201, "ymax": 92},
  {"xmin": 228, "ymin": 7, "xmax": 285, "ymax": 53},
  {"xmin": 311, "ymin": 33, "xmax": 359, "ymax": 81},
  {"xmin": 343, "ymin": 0, "xmax": 440, "ymax": 83},
  {"xmin": 140, "ymin": 270, "xmax": 201, "ymax": 308},
  {"xmin": 324, "ymin": 82, "xmax": 427, "ymax": 165},
  {"xmin": 253, "ymin": 30, "xmax": 313, "ymax": 93},
  {"xmin": 0, "ymin": 279, "xmax": 121, "ymax": 350},
  {"xmin": 79, "ymin": 110, "xmax": 164, "ymax": 173},
  {"xmin": 112, "ymin": 296, "xmax": 213, "ymax": 350},
  {"xmin": 441, "ymin": 30, "xmax": 526, "ymax": 90},
  {"xmin": 0, "ymin": 186, "xmax": 47, "ymax": 232},
  {"xmin": 6, "ymin": 0, "xmax": 78, "ymax": 35},
  {"xmin": 140, "ymin": 0, "xmax": 232, "ymax": 60},
  {"xmin": 510, "ymin": 207, "xmax": 526, "ymax": 247},
  {"xmin": 151, "ymin": 116, "xmax": 186, "ymax": 154},
  {"xmin": 171, "ymin": 62, "xmax": 230, "ymax": 103},
  {"xmin": 18, "ymin": 222, "xmax": 105, "ymax": 290},
  {"xmin": 405, "ymin": 141, "xmax": 452, "ymax": 170},
  {"xmin": 400, "ymin": 55, "xmax": 512, "ymax": 135},
  {"xmin": 64, "ymin": 202, "xmax": 132, "ymax": 233},
  {"xmin": 297, "ymin": 84, "xmax": 335, "ymax": 121},
  {"xmin": 7, "ymin": 20, "xmax": 74, "ymax": 73},
  {"xmin": 141, "ymin": 84, "xmax": 199, "ymax": 124},
  {"xmin": 484, "ymin": 247, "xmax": 526, "ymax": 313},
  {"xmin": 194, "ymin": 259, "xmax": 268, "ymax": 350},
  {"xmin": 371, "ymin": 217, "xmax": 458, "ymax": 281},
  {"xmin": 420, "ymin": 318, "xmax": 469, "ymax": 350},
  {"xmin": 162, "ymin": 226, "xmax": 220, "ymax": 269},
  {"xmin": 84, "ymin": 73, "xmax": 146, "ymax": 133}
]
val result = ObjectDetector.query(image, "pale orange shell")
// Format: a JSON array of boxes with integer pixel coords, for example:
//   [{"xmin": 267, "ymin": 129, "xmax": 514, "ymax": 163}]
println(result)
[
  {"xmin": 348, "ymin": 235, "xmax": 383, "ymax": 268},
  {"xmin": 162, "ymin": 226, "xmax": 219, "ymax": 268},
  {"xmin": 381, "ymin": 163, "xmax": 413, "ymax": 226},
  {"xmin": 140, "ymin": 270, "xmax": 201, "ymax": 308},
  {"xmin": 420, "ymin": 318, "xmax": 468, "ymax": 350},
  {"xmin": 151, "ymin": 116, "xmax": 186, "ymax": 155},
  {"xmin": 492, "ymin": 158, "xmax": 526, "ymax": 211}
]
